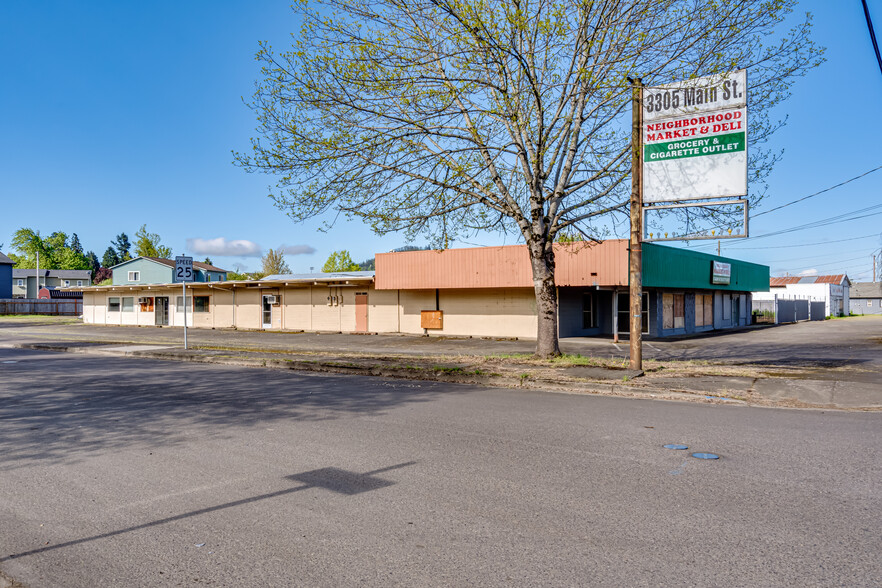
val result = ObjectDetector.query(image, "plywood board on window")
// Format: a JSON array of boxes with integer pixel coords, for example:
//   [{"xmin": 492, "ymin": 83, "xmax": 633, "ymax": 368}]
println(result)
[
  {"xmin": 421, "ymin": 310, "xmax": 443, "ymax": 329},
  {"xmin": 663, "ymin": 293, "xmax": 674, "ymax": 329}
]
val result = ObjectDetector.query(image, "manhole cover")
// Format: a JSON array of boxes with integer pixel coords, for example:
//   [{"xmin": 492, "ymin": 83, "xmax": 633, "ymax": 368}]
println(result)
[
  {"xmin": 663, "ymin": 444, "xmax": 688, "ymax": 450},
  {"xmin": 691, "ymin": 452, "xmax": 720, "ymax": 460}
]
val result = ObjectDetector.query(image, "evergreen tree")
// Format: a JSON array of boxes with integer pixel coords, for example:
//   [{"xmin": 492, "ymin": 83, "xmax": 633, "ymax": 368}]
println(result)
[
  {"xmin": 112, "ymin": 233, "xmax": 132, "ymax": 261},
  {"xmin": 70, "ymin": 233, "xmax": 83, "ymax": 253},
  {"xmin": 102, "ymin": 247, "xmax": 120, "ymax": 268},
  {"xmin": 86, "ymin": 251, "xmax": 100, "ymax": 276}
]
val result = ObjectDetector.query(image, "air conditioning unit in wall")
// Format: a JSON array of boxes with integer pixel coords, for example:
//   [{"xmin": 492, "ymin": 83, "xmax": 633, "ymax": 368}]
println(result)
[{"xmin": 265, "ymin": 295, "xmax": 277, "ymax": 305}]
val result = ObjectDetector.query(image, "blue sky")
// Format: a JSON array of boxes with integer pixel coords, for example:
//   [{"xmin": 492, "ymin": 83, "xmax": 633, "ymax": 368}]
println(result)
[{"xmin": 1, "ymin": 1, "xmax": 880, "ymax": 280}]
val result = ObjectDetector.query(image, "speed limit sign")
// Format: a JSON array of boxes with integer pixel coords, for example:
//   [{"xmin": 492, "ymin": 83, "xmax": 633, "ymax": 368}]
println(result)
[{"xmin": 174, "ymin": 256, "xmax": 194, "ymax": 282}]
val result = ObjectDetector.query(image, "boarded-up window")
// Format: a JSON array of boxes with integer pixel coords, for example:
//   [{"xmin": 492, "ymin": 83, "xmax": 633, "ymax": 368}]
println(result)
[
  {"xmin": 674, "ymin": 294, "xmax": 685, "ymax": 328},
  {"xmin": 663, "ymin": 293, "xmax": 674, "ymax": 329},
  {"xmin": 695, "ymin": 293, "xmax": 713, "ymax": 327}
]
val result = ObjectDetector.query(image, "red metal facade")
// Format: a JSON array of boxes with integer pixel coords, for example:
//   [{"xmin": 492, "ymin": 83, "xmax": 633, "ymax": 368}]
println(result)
[{"xmin": 375, "ymin": 241, "xmax": 629, "ymax": 290}]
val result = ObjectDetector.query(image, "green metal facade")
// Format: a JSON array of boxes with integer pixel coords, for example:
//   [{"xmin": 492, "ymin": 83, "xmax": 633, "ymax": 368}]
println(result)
[{"xmin": 642, "ymin": 243, "xmax": 769, "ymax": 292}]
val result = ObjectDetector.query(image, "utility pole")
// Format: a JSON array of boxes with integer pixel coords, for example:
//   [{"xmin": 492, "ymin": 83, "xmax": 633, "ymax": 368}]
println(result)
[{"xmin": 629, "ymin": 78, "xmax": 644, "ymax": 371}]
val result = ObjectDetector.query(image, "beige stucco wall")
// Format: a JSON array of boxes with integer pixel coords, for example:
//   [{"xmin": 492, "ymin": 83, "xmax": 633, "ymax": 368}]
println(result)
[
  {"xmin": 234, "ymin": 288, "xmax": 261, "ymax": 330},
  {"xmin": 438, "ymin": 288, "xmax": 537, "ymax": 338},
  {"xmin": 79, "ymin": 283, "xmax": 538, "ymax": 339},
  {"xmin": 367, "ymin": 288, "xmax": 399, "ymax": 333},
  {"xmin": 282, "ymin": 287, "xmax": 312, "ymax": 330},
  {"xmin": 310, "ymin": 286, "xmax": 344, "ymax": 332},
  {"xmin": 399, "ymin": 290, "xmax": 435, "ymax": 334}
]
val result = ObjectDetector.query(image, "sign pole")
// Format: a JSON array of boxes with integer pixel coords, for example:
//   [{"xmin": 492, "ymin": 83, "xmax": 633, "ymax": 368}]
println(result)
[
  {"xmin": 629, "ymin": 78, "xmax": 644, "ymax": 371},
  {"xmin": 183, "ymin": 279, "xmax": 187, "ymax": 350},
  {"xmin": 175, "ymin": 255, "xmax": 193, "ymax": 351}
]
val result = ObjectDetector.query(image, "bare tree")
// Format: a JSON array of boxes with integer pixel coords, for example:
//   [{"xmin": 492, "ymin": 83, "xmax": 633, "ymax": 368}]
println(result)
[{"xmin": 236, "ymin": 0, "xmax": 822, "ymax": 356}]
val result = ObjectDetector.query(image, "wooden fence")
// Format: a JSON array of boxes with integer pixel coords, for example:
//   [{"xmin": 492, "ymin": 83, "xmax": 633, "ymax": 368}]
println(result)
[{"xmin": 0, "ymin": 298, "xmax": 83, "ymax": 316}]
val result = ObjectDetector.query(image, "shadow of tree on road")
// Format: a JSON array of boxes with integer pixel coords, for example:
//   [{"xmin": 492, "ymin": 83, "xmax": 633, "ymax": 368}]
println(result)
[{"xmin": 0, "ymin": 350, "xmax": 460, "ymax": 470}]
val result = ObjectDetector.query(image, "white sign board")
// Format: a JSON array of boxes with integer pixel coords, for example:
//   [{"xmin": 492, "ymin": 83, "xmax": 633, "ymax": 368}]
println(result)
[
  {"xmin": 174, "ymin": 256, "xmax": 194, "ymax": 283},
  {"xmin": 711, "ymin": 261, "xmax": 732, "ymax": 285},
  {"xmin": 643, "ymin": 70, "xmax": 747, "ymax": 204}
]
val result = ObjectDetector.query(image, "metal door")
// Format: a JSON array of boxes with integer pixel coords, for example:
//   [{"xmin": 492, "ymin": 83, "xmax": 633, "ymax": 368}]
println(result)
[
  {"xmin": 154, "ymin": 297, "xmax": 169, "ymax": 326},
  {"xmin": 355, "ymin": 292, "xmax": 368, "ymax": 332},
  {"xmin": 262, "ymin": 295, "xmax": 273, "ymax": 329}
]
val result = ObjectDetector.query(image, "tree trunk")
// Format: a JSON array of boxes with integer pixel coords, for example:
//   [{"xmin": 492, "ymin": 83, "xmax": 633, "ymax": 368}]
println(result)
[{"xmin": 528, "ymin": 241, "xmax": 561, "ymax": 358}]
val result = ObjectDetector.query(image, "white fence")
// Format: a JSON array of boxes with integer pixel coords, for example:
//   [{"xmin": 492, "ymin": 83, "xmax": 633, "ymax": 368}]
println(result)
[{"xmin": 0, "ymin": 298, "xmax": 83, "ymax": 316}]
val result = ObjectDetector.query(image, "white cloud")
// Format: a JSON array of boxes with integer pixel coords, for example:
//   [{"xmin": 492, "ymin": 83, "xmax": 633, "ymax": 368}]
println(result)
[
  {"xmin": 281, "ymin": 244, "xmax": 316, "ymax": 256},
  {"xmin": 798, "ymin": 268, "xmax": 818, "ymax": 276},
  {"xmin": 186, "ymin": 238, "xmax": 262, "ymax": 257}
]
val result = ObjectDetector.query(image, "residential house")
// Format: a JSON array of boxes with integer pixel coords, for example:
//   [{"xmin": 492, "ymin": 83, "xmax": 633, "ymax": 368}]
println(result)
[
  {"xmin": 13, "ymin": 269, "xmax": 92, "ymax": 298},
  {"xmin": 110, "ymin": 257, "xmax": 227, "ymax": 285},
  {"xmin": 849, "ymin": 282, "xmax": 882, "ymax": 315},
  {"xmin": 0, "ymin": 252, "xmax": 13, "ymax": 299}
]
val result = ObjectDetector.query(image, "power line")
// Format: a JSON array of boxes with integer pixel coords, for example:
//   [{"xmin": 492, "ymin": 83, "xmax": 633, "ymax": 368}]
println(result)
[
  {"xmin": 718, "ymin": 233, "xmax": 878, "ymax": 251},
  {"xmin": 691, "ymin": 204, "xmax": 882, "ymax": 249},
  {"xmin": 752, "ymin": 164, "xmax": 882, "ymax": 218},
  {"xmin": 863, "ymin": 0, "xmax": 882, "ymax": 76}
]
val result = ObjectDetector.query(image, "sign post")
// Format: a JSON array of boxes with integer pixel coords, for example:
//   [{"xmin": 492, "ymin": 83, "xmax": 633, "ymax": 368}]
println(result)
[
  {"xmin": 630, "ymin": 69, "xmax": 749, "ymax": 369},
  {"xmin": 629, "ymin": 78, "xmax": 644, "ymax": 371},
  {"xmin": 174, "ymin": 256, "xmax": 194, "ymax": 350}
]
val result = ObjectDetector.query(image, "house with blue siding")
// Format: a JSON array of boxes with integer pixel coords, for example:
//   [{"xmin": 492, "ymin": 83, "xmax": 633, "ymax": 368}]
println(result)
[
  {"xmin": 111, "ymin": 257, "xmax": 227, "ymax": 285},
  {"xmin": 0, "ymin": 252, "xmax": 13, "ymax": 299},
  {"xmin": 850, "ymin": 282, "xmax": 882, "ymax": 315}
]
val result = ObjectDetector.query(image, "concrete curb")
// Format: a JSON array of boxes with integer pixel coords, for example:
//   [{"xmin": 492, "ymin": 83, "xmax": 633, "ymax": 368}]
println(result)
[
  {"xmin": 6, "ymin": 342, "xmax": 780, "ymax": 409},
  {"xmin": 12, "ymin": 342, "xmax": 879, "ymax": 411}
]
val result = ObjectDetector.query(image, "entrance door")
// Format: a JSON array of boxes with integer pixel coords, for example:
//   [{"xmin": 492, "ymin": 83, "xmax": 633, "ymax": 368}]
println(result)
[
  {"xmin": 355, "ymin": 292, "xmax": 368, "ymax": 332},
  {"xmin": 155, "ymin": 297, "xmax": 169, "ymax": 326},
  {"xmin": 732, "ymin": 295, "xmax": 740, "ymax": 326},
  {"xmin": 262, "ymin": 295, "xmax": 273, "ymax": 329}
]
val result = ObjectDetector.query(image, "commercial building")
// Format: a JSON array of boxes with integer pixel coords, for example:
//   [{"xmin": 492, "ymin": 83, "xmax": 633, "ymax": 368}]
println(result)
[
  {"xmin": 849, "ymin": 282, "xmax": 882, "ymax": 315},
  {"xmin": 753, "ymin": 274, "xmax": 851, "ymax": 318},
  {"xmin": 77, "ymin": 241, "xmax": 768, "ymax": 339}
]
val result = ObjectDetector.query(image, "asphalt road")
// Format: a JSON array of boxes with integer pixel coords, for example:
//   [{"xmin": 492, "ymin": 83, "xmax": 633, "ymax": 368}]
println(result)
[{"xmin": 0, "ymin": 348, "xmax": 879, "ymax": 587}]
